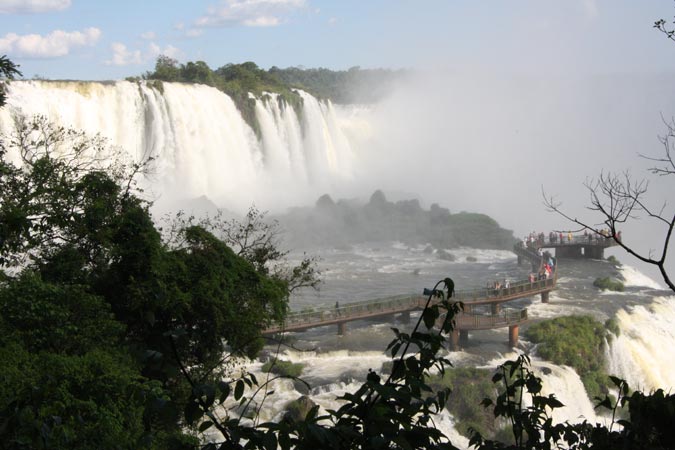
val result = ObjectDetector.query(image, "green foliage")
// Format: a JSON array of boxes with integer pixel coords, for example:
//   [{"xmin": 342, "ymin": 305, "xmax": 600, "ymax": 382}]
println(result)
[
  {"xmin": 428, "ymin": 368, "xmax": 502, "ymax": 439},
  {"xmin": 605, "ymin": 255, "xmax": 621, "ymax": 266},
  {"xmin": 525, "ymin": 316, "xmax": 611, "ymax": 400},
  {"xmin": 283, "ymin": 396, "xmax": 316, "ymax": 423},
  {"xmin": 475, "ymin": 359, "xmax": 675, "ymax": 450},
  {"xmin": 0, "ymin": 54, "xmax": 21, "ymax": 107},
  {"xmin": 593, "ymin": 277, "xmax": 625, "ymax": 292},
  {"xmin": 0, "ymin": 115, "xmax": 293, "ymax": 447},
  {"xmin": 604, "ymin": 317, "xmax": 620, "ymax": 337},
  {"xmin": 261, "ymin": 360, "xmax": 305, "ymax": 378}
]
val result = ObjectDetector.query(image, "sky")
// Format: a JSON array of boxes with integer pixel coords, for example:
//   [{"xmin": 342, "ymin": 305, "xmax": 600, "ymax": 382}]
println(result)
[{"xmin": 1, "ymin": 0, "xmax": 675, "ymax": 80}]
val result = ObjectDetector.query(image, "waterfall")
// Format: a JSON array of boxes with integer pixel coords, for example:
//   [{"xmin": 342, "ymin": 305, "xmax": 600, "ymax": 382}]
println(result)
[
  {"xmin": 0, "ymin": 80, "xmax": 369, "ymax": 212},
  {"xmin": 607, "ymin": 295, "xmax": 675, "ymax": 392}
]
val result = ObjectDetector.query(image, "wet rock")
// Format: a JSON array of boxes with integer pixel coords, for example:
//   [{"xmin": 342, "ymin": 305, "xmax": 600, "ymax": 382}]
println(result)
[{"xmin": 283, "ymin": 395, "xmax": 317, "ymax": 423}]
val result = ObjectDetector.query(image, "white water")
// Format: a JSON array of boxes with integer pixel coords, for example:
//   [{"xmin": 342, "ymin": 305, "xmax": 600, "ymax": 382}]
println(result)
[
  {"xmin": 0, "ymin": 81, "xmax": 369, "ymax": 213},
  {"xmin": 607, "ymin": 295, "xmax": 675, "ymax": 392},
  {"xmin": 619, "ymin": 264, "xmax": 663, "ymax": 290}
]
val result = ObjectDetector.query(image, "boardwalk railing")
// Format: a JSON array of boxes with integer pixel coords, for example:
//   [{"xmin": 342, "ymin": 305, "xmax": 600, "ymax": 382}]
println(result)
[
  {"xmin": 455, "ymin": 308, "xmax": 528, "ymax": 330},
  {"xmin": 264, "ymin": 294, "xmax": 421, "ymax": 334},
  {"xmin": 527, "ymin": 235, "xmax": 618, "ymax": 248},
  {"xmin": 453, "ymin": 277, "xmax": 555, "ymax": 304}
]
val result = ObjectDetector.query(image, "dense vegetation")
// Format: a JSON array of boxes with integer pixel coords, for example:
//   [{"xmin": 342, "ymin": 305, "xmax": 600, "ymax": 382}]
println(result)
[
  {"xmin": 261, "ymin": 360, "xmax": 305, "ymax": 378},
  {"xmin": 593, "ymin": 276, "xmax": 625, "ymax": 292},
  {"xmin": 428, "ymin": 368, "xmax": 505, "ymax": 440},
  {"xmin": 0, "ymin": 114, "xmax": 294, "ymax": 448},
  {"xmin": 138, "ymin": 56, "xmax": 405, "ymax": 135},
  {"xmin": 279, "ymin": 190, "xmax": 515, "ymax": 250},
  {"xmin": 525, "ymin": 315, "xmax": 617, "ymax": 400}
]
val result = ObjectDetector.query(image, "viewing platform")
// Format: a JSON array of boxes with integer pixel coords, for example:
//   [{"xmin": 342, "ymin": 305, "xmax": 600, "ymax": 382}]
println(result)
[{"xmin": 521, "ymin": 234, "xmax": 618, "ymax": 260}]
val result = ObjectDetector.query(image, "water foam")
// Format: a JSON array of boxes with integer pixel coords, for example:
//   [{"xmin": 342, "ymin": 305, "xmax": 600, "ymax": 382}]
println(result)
[
  {"xmin": 0, "ymin": 81, "xmax": 366, "ymax": 213},
  {"xmin": 607, "ymin": 295, "xmax": 675, "ymax": 391},
  {"xmin": 619, "ymin": 264, "xmax": 663, "ymax": 290}
]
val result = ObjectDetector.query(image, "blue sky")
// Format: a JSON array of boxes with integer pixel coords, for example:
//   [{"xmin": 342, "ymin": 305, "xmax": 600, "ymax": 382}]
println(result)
[{"xmin": 0, "ymin": 0, "xmax": 675, "ymax": 80}]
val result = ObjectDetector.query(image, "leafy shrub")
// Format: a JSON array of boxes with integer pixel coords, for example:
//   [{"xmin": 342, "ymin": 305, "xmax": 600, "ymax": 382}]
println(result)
[
  {"xmin": 606, "ymin": 255, "xmax": 622, "ymax": 266},
  {"xmin": 525, "ymin": 315, "xmax": 611, "ymax": 399},
  {"xmin": 605, "ymin": 317, "xmax": 621, "ymax": 338},
  {"xmin": 427, "ymin": 368, "xmax": 502, "ymax": 438},
  {"xmin": 261, "ymin": 360, "xmax": 305, "ymax": 378},
  {"xmin": 594, "ymin": 277, "xmax": 625, "ymax": 291}
]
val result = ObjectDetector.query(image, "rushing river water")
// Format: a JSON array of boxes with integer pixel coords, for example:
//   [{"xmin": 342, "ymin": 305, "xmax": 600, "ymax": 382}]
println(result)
[{"xmin": 225, "ymin": 242, "xmax": 673, "ymax": 448}]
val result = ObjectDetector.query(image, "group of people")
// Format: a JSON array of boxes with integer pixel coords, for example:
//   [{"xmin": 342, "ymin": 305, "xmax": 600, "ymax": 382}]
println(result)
[
  {"xmin": 521, "ymin": 228, "xmax": 622, "ymax": 248},
  {"xmin": 487, "ymin": 279, "xmax": 511, "ymax": 296}
]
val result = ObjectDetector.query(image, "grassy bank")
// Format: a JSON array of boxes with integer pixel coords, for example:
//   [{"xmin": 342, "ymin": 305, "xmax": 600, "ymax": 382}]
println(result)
[{"xmin": 525, "ymin": 315, "xmax": 618, "ymax": 400}]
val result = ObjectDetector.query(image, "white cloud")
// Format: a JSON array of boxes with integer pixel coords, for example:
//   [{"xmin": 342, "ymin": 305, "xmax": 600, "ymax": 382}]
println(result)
[
  {"xmin": 106, "ymin": 41, "xmax": 183, "ymax": 66},
  {"xmin": 148, "ymin": 42, "xmax": 182, "ymax": 60},
  {"xmin": 105, "ymin": 42, "xmax": 142, "ymax": 66},
  {"xmin": 195, "ymin": 0, "xmax": 306, "ymax": 28},
  {"xmin": 0, "ymin": 0, "xmax": 71, "ymax": 14},
  {"xmin": 0, "ymin": 27, "xmax": 101, "ymax": 58},
  {"xmin": 140, "ymin": 31, "xmax": 156, "ymax": 40}
]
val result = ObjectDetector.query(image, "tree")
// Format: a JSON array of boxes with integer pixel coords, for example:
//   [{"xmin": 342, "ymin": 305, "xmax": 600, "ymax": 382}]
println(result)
[
  {"xmin": 0, "ymin": 114, "xmax": 291, "ymax": 448},
  {"xmin": 543, "ymin": 109, "xmax": 674, "ymax": 293},
  {"xmin": 0, "ymin": 54, "xmax": 21, "ymax": 107},
  {"xmin": 147, "ymin": 54, "xmax": 181, "ymax": 82},
  {"xmin": 162, "ymin": 207, "xmax": 321, "ymax": 295}
]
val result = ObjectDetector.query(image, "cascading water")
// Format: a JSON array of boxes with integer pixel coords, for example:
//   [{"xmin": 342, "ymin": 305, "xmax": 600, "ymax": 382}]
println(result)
[
  {"xmin": 0, "ymin": 80, "xmax": 369, "ymax": 213},
  {"xmin": 607, "ymin": 295, "xmax": 675, "ymax": 392}
]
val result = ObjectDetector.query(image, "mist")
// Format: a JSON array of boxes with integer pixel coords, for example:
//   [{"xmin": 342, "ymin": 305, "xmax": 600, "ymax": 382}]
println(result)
[{"xmin": 337, "ymin": 69, "xmax": 675, "ymax": 285}]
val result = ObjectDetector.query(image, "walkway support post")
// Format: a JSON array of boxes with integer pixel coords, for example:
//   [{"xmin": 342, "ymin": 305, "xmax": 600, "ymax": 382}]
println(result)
[
  {"xmin": 451, "ymin": 328, "xmax": 460, "ymax": 351},
  {"xmin": 491, "ymin": 302, "xmax": 501, "ymax": 315},
  {"xmin": 541, "ymin": 291, "xmax": 549, "ymax": 303},
  {"xmin": 400, "ymin": 311, "xmax": 411, "ymax": 324},
  {"xmin": 509, "ymin": 325, "xmax": 519, "ymax": 347},
  {"xmin": 337, "ymin": 322, "xmax": 347, "ymax": 336},
  {"xmin": 459, "ymin": 330, "xmax": 469, "ymax": 346}
]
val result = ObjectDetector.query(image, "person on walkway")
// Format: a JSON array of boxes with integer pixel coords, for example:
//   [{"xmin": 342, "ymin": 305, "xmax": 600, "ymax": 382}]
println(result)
[{"xmin": 335, "ymin": 301, "xmax": 340, "ymax": 316}]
